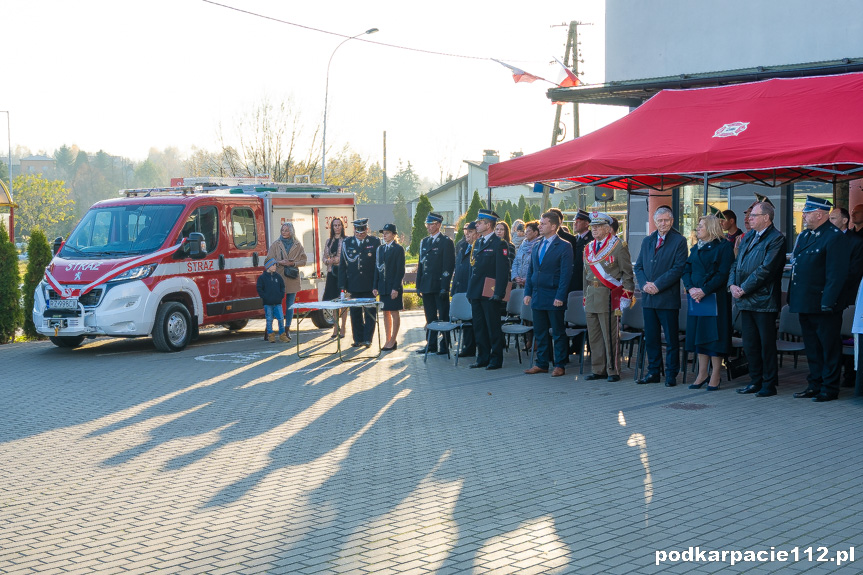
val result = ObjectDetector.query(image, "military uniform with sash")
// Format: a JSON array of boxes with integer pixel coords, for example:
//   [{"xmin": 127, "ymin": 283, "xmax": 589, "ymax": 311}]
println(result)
[{"xmin": 583, "ymin": 212, "xmax": 635, "ymax": 379}]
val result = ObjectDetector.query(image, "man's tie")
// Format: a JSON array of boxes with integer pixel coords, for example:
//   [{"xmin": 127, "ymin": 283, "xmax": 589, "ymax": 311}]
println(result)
[
  {"xmin": 655, "ymin": 236, "xmax": 663, "ymax": 252},
  {"xmin": 538, "ymin": 239, "xmax": 548, "ymax": 264}
]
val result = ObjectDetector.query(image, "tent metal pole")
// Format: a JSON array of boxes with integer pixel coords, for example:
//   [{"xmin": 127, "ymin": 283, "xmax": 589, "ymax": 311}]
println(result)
[{"xmin": 702, "ymin": 173, "xmax": 709, "ymax": 215}]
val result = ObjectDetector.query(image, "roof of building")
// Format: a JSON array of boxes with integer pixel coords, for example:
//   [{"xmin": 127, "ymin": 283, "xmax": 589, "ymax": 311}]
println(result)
[
  {"xmin": 21, "ymin": 154, "xmax": 54, "ymax": 162},
  {"xmin": 547, "ymin": 57, "xmax": 863, "ymax": 107}
]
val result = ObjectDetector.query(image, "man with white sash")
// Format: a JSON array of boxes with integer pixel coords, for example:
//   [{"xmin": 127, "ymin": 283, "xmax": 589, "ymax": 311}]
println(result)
[{"xmin": 583, "ymin": 211, "xmax": 635, "ymax": 382}]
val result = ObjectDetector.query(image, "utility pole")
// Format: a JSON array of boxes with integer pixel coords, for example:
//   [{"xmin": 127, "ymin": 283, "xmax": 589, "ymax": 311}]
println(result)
[{"xmin": 544, "ymin": 20, "xmax": 590, "ymax": 211}]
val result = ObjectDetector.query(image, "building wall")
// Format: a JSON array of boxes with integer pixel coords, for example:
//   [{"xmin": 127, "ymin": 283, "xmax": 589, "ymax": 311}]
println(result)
[{"xmin": 606, "ymin": 0, "xmax": 863, "ymax": 81}]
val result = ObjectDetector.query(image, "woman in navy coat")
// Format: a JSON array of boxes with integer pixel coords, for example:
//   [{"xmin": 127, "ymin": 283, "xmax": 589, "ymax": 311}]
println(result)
[
  {"xmin": 373, "ymin": 224, "xmax": 406, "ymax": 351},
  {"xmin": 682, "ymin": 215, "xmax": 734, "ymax": 390}
]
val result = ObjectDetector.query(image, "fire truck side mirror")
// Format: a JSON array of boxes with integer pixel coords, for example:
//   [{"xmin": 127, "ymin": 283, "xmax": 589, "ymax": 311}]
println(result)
[
  {"xmin": 52, "ymin": 237, "xmax": 63, "ymax": 255},
  {"xmin": 183, "ymin": 232, "xmax": 208, "ymax": 260}
]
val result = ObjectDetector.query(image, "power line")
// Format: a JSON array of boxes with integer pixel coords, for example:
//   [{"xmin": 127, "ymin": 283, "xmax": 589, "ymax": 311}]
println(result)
[{"xmin": 201, "ymin": 0, "xmax": 490, "ymax": 61}]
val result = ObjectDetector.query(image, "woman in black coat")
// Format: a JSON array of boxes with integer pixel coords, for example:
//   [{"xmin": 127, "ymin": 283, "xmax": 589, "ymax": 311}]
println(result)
[
  {"xmin": 682, "ymin": 215, "xmax": 734, "ymax": 390},
  {"xmin": 373, "ymin": 224, "xmax": 406, "ymax": 351}
]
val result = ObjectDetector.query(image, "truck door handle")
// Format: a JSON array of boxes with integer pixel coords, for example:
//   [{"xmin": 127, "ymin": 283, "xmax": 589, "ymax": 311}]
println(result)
[{"xmin": 218, "ymin": 254, "xmax": 226, "ymax": 270}]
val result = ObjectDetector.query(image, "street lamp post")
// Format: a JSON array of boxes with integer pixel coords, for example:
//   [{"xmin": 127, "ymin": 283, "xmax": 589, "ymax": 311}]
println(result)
[{"xmin": 321, "ymin": 28, "xmax": 378, "ymax": 184}]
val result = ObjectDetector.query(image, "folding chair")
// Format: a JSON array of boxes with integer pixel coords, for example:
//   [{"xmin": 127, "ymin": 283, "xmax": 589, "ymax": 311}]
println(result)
[
  {"xmin": 424, "ymin": 293, "xmax": 468, "ymax": 363},
  {"xmin": 501, "ymin": 302, "xmax": 534, "ymax": 365},
  {"xmin": 565, "ymin": 291, "xmax": 588, "ymax": 374},
  {"xmin": 620, "ymin": 295, "xmax": 645, "ymax": 380},
  {"xmin": 776, "ymin": 305, "xmax": 805, "ymax": 368},
  {"xmin": 448, "ymin": 293, "xmax": 474, "ymax": 367}
]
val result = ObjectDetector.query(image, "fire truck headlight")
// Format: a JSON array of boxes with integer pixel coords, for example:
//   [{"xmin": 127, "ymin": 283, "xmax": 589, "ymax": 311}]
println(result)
[{"xmin": 110, "ymin": 264, "xmax": 158, "ymax": 282}]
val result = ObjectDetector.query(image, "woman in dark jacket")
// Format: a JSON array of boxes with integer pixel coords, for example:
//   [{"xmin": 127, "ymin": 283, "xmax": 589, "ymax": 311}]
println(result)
[
  {"xmin": 683, "ymin": 215, "xmax": 734, "ymax": 390},
  {"xmin": 373, "ymin": 224, "xmax": 406, "ymax": 351},
  {"xmin": 322, "ymin": 218, "xmax": 348, "ymax": 338}
]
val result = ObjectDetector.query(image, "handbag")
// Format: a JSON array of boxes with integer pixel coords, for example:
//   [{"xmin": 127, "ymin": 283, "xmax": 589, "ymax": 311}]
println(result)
[
  {"xmin": 724, "ymin": 352, "xmax": 748, "ymax": 380},
  {"xmin": 284, "ymin": 266, "xmax": 299, "ymax": 279}
]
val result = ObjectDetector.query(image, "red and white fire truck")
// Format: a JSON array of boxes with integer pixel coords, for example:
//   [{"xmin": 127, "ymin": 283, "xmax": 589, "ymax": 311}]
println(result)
[{"xmin": 32, "ymin": 177, "xmax": 355, "ymax": 351}]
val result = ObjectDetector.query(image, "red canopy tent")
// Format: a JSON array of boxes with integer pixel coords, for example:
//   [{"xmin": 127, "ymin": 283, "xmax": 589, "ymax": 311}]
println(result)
[{"xmin": 488, "ymin": 72, "xmax": 863, "ymax": 191}]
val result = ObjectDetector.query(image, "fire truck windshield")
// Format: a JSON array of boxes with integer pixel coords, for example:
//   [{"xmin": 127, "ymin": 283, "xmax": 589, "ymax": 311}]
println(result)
[{"xmin": 60, "ymin": 204, "xmax": 185, "ymax": 259}]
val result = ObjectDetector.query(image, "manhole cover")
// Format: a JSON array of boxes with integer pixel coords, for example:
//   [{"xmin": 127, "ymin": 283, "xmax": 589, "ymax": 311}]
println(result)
[{"xmin": 663, "ymin": 402, "xmax": 712, "ymax": 410}]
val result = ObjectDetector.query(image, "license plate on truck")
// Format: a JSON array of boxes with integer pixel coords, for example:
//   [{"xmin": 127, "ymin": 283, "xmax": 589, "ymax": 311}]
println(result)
[{"xmin": 49, "ymin": 298, "xmax": 79, "ymax": 310}]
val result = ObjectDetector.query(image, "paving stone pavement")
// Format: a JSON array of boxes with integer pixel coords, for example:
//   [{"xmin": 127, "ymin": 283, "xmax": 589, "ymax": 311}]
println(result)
[{"xmin": 1, "ymin": 310, "xmax": 862, "ymax": 574}]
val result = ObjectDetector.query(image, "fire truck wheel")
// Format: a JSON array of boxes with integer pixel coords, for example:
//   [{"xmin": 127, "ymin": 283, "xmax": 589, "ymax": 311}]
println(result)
[
  {"xmin": 153, "ymin": 302, "xmax": 192, "ymax": 352},
  {"xmin": 310, "ymin": 309, "xmax": 335, "ymax": 329},
  {"xmin": 49, "ymin": 335, "xmax": 85, "ymax": 348},
  {"xmin": 221, "ymin": 319, "xmax": 249, "ymax": 331}
]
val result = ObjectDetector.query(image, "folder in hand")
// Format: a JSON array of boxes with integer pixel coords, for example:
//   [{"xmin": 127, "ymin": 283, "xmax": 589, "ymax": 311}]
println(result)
[
  {"xmin": 482, "ymin": 277, "xmax": 513, "ymax": 302},
  {"xmin": 687, "ymin": 292, "xmax": 717, "ymax": 317}
]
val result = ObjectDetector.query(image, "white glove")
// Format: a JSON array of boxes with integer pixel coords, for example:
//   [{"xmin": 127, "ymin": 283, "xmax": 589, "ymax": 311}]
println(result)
[{"xmin": 620, "ymin": 297, "xmax": 631, "ymax": 310}]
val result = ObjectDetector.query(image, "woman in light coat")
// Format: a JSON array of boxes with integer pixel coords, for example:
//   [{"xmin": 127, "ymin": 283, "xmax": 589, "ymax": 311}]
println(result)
[{"xmin": 267, "ymin": 222, "xmax": 307, "ymax": 340}]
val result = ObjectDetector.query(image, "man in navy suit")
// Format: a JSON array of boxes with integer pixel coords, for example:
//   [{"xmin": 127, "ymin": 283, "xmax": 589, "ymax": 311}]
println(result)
[
  {"xmin": 633, "ymin": 205, "xmax": 688, "ymax": 386},
  {"xmin": 523, "ymin": 211, "xmax": 574, "ymax": 377}
]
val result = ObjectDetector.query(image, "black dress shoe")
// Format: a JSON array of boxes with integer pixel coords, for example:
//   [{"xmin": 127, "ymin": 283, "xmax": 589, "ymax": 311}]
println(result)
[
  {"xmin": 813, "ymin": 394, "xmax": 838, "ymax": 402},
  {"xmin": 665, "ymin": 379, "xmax": 677, "ymax": 387},
  {"xmin": 637, "ymin": 374, "xmax": 661, "ymax": 385},
  {"xmin": 469, "ymin": 363, "xmax": 489, "ymax": 369},
  {"xmin": 737, "ymin": 385, "xmax": 761, "ymax": 394},
  {"xmin": 486, "ymin": 365, "xmax": 502, "ymax": 370},
  {"xmin": 793, "ymin": 389, "xmax": 818, "ymax": 399},
  {"xmin": 755, "ymin": 389, "xmax": 777, "ymax": 397},
  {"xmin": 607, "ymin": 375, "xmax": 620, "ymax": 382},
  {"xmin": 416, "ymin": 347, "xmax": 435, "ymax": 355},
  {"xmin": 458, "ymin": 351, "xmax": 475, "ymax": 358},
  {"xmin": 583, "ymin": 373, "xmax": 608, "ymax": 381},
  {"xmin": 351, "ymin": 342, "xmax": 363, "ymax": 347}
]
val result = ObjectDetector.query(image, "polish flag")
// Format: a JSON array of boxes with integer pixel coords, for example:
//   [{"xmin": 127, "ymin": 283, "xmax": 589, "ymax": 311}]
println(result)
[
  {"xmin": 554, "ymin": 57, "xmax": 581, "ymax": 88},
  {"xmin": 492, "ymin": 59, "xmax": 544, "ymax": 84}
]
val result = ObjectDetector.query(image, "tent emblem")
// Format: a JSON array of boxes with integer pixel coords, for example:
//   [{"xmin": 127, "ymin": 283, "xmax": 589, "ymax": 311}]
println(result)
[{"xmin": 713, "ymin": 122, "xmax": 749, "ymax": 138}]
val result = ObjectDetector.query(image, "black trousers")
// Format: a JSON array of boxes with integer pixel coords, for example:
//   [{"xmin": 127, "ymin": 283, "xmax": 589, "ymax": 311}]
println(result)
[
  {"xmin": 349, "ymin": 291, "xmax": 377, "ymax": 344},
  {"xmin": 643, "ymin": 307, "xmax": 680, "ymax": 381},
  {"xmin": 799, "ymin": 311, "xmax": 844, "ymax": 398},
  {"xmin": 421, "ymin": 292, "xmax": 451, "ymax": 351},
  {"xmin": 471, "ymin": 298, "xmax": 504, "ymax": 367},
  {"xmin": 740, "ymin": 310, "xmax": 779, "ymax": 392}
]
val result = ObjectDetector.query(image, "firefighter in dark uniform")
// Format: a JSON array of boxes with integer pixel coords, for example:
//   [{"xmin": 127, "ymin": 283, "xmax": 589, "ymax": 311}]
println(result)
[
  {"xmin": 415, "ymin": 212, "xmax": 456, "ymax": 355},
  {"xmin": 466, "ymin": 209, "xmax": 511, "ymax": 370},
  {"xmin": 789, "ymin": 195, "xmax": 851, "ymax": 402},
  {"xmin": 339, "ymin": 218, "xmax": 382, "ymax": 347},
  {"xmin": 452, "ymin": 221, "xmax": 477, "ymax": 357}
]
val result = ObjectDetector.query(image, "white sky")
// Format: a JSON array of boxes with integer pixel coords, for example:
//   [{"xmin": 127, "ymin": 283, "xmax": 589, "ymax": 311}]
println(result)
[{"xmin": 4, "ymin": 0, "xmax": 625, "ymax": 183}]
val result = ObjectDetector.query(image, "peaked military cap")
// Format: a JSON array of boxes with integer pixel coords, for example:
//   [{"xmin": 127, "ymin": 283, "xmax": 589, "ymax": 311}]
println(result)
[
  {"xmin": 477, "ymin": 209, "xmax": 499, "ymax": 222},
  {"xmin": 754, "ymin": 192, "xmax": 775, "ymax": 206},
  {"xmin": 352, "ymin": 218, "xmax": 369, "ymax": 230},
  {"xmin": 425, "ymin": 212, "xmax": 443, "ymax": 224},
  {"xmin": 575, "ymin": 209, "xmax": 591, "ymax": 222},
  {"xmin": 802, "ymin": 195, "xmax": 833, "ymax": 213}
]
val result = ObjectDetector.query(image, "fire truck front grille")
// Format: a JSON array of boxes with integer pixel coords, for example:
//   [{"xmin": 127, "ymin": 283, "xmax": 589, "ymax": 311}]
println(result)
[{"xmin": 48, "ymin": 288, "xmax": 104, "ymax": 307}]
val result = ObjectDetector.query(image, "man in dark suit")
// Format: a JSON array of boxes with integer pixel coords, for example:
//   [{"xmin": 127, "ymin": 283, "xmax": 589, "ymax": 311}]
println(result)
[
  {"xmin": 728, "ymin": 201, "xmax": 786, "ymax": 397},
  {"xmin": 339, "ymin": 218, "xmax": 381, "ymax": 347},
  {"xmin": 523, "ymin": 211, "xmax": 574, "ymax": 377},
  {"xmin": 467, "ymin": 209, "xmax": 510, "ymax": 370},
  {"xmin": 416, "ymin": 212, "xmax": 456, "ymax": 355},
  {"xmin": 452, "ymin": 221, "xmax": 477, "ymax": 357},
  {"xmin": 633, "ymin": 205, "xmax": 688, "ymax": 386},
  {"xmin": 789, "ymin": 196, "xmax": 851, "ymax": 402},
  {"xmin": 548, "ymin": 208, "xmax": 579, "ymax": 295},
  {"xmin": 570, "ymin": 209, "xmax": 593, "ymax": 291}
]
